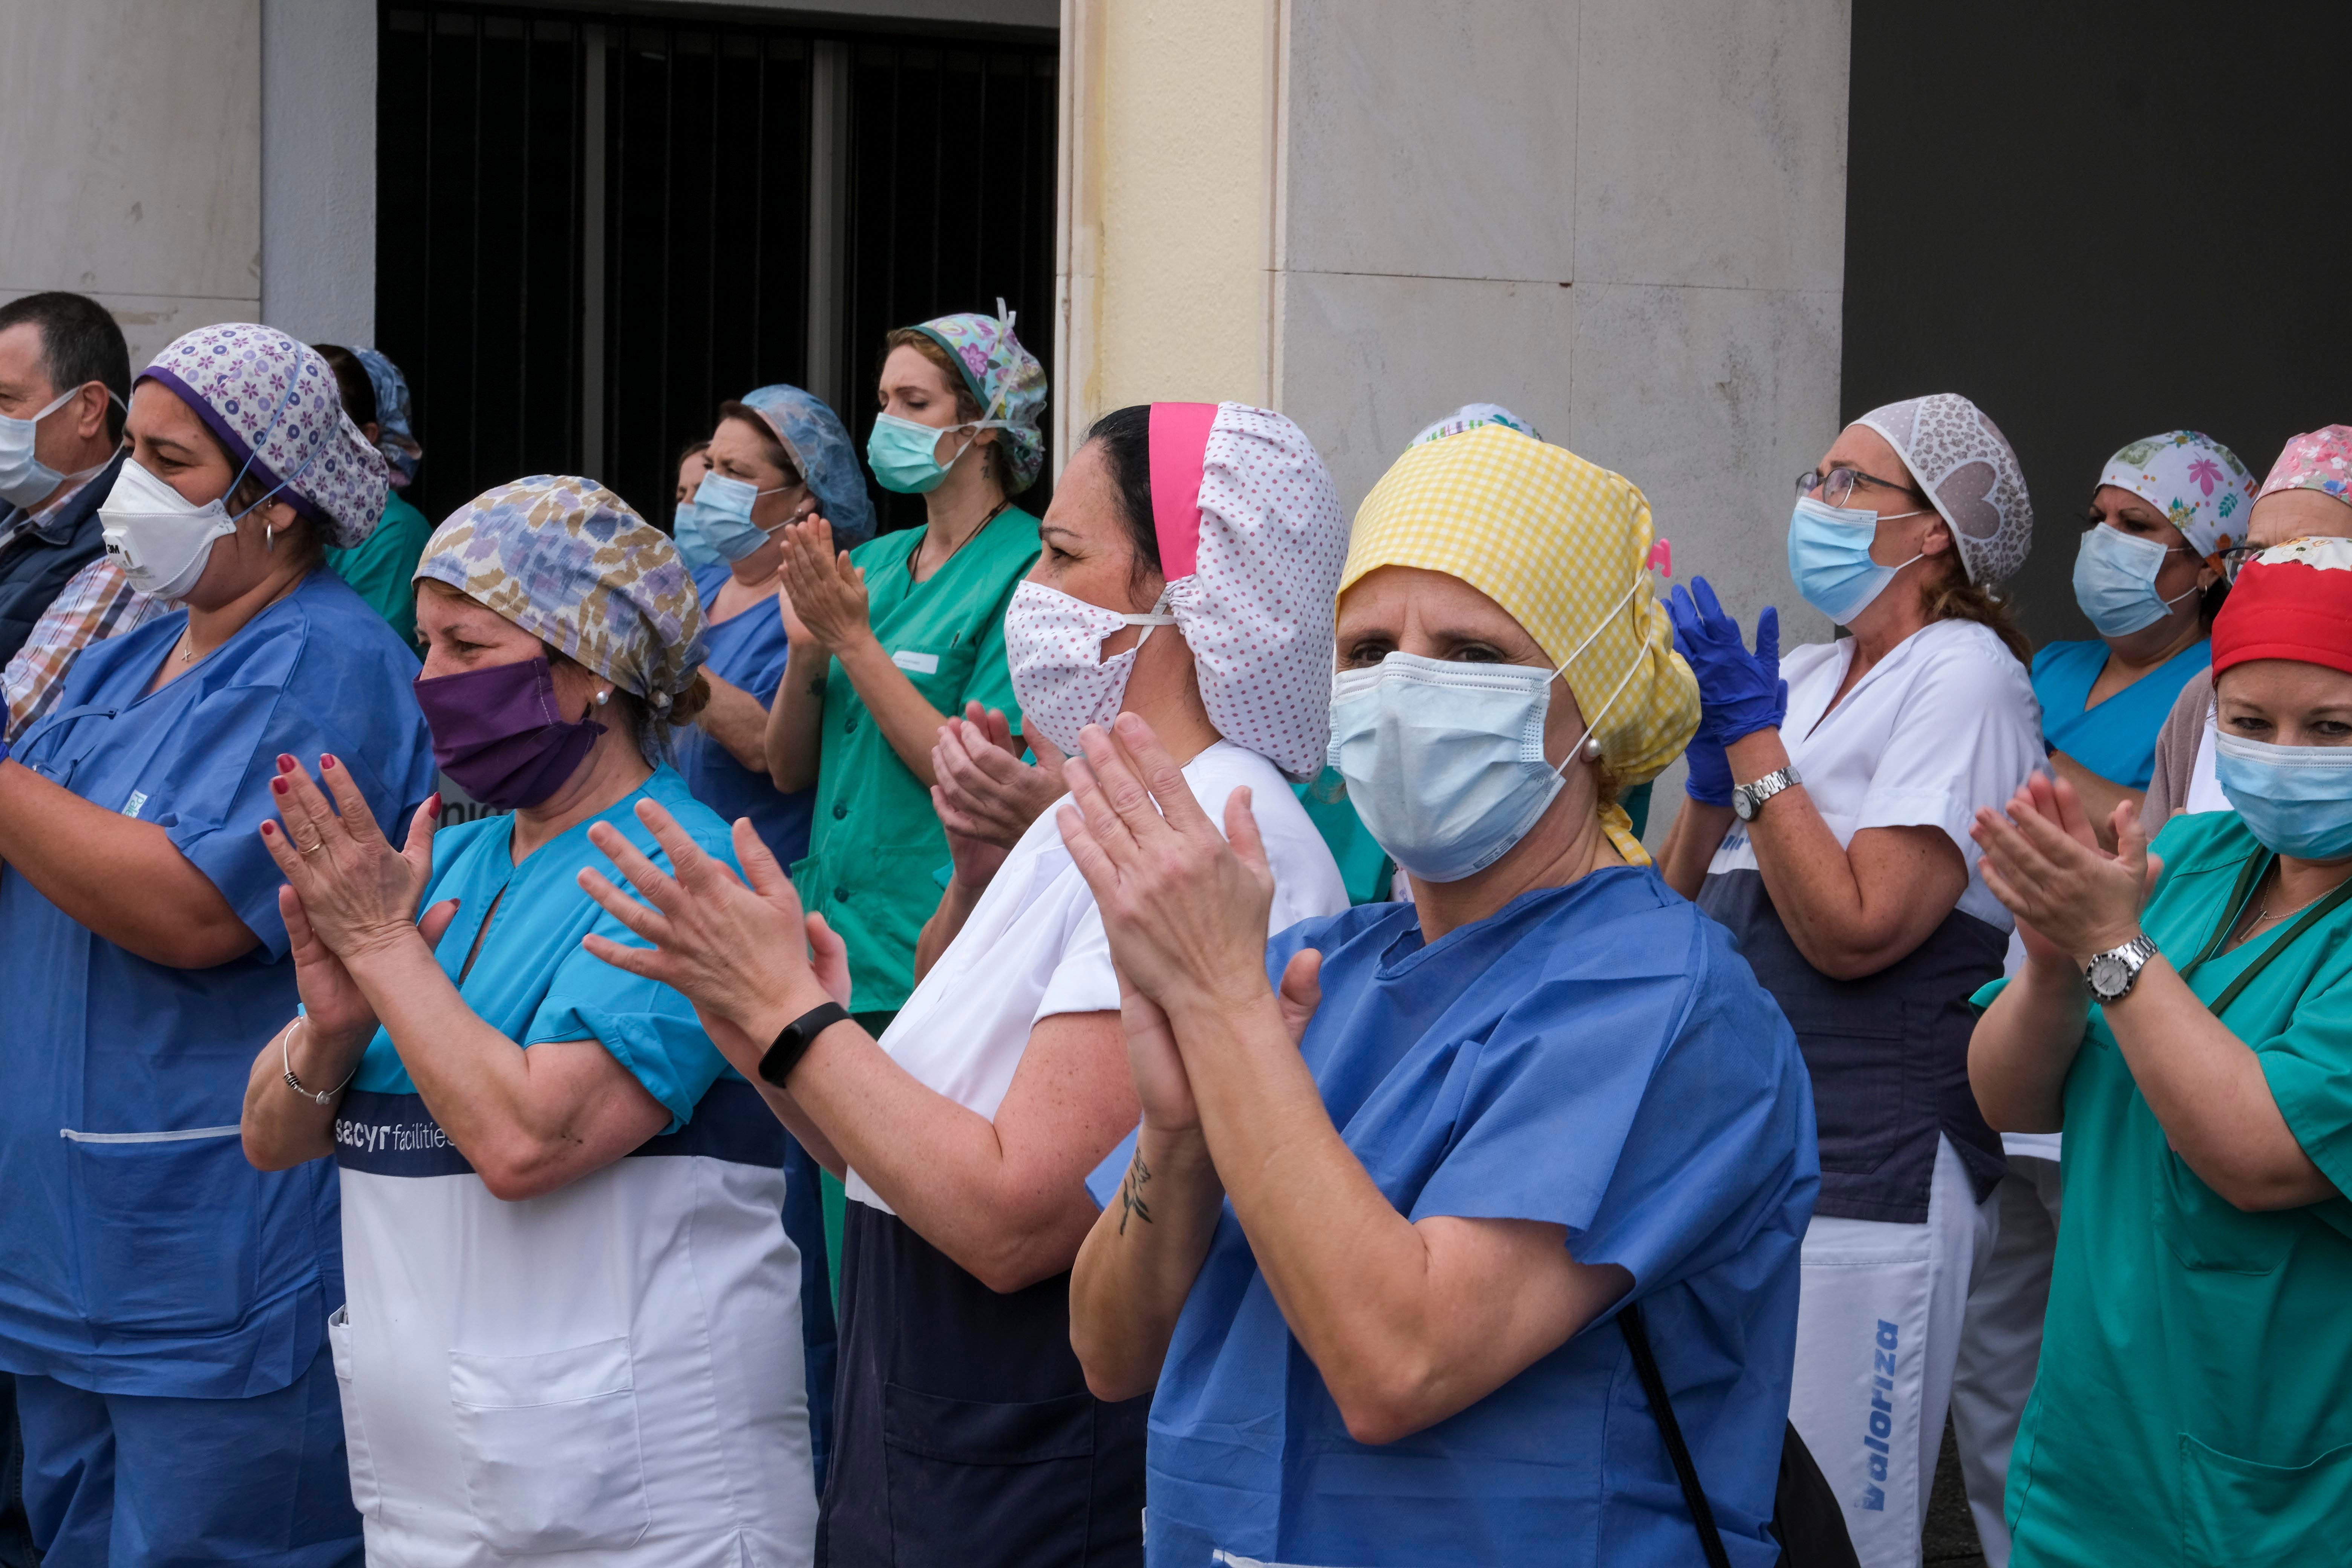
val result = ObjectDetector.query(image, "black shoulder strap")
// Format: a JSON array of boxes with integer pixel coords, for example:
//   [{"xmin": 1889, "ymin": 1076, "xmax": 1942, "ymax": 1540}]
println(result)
[{"xmin": 1620, "ymin": 1301, "xmax": 1733, "ymax": 1568}]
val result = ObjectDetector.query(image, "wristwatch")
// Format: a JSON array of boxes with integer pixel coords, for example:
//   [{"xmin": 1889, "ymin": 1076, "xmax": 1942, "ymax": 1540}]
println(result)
[
  {"xmin": 758, "ymin": 1002, "xmax": 851, "ymax": 1087},
  {"xmin": 2083, "ymin": 934, "xmax": 2159, "ymax": 1003},
  {"xmin": 1731, "ymin": 764, "xmax": 1802, "ymax": 822}
]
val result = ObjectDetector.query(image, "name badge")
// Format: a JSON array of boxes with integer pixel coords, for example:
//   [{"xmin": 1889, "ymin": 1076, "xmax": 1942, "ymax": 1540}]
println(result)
[
  {"xmin": 891, "ymin": 649, "xmax": 940, "ymax": 675},
  {"xmin": 122, "ymin": 790, "xmax": 149, "ymax": 819}
]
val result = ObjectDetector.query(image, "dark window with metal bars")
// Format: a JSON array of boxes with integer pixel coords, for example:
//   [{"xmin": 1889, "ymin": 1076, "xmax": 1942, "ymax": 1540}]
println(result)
[{"xmin": 377, "ymin": 5, "xmax": 1057, "ymax": 534}]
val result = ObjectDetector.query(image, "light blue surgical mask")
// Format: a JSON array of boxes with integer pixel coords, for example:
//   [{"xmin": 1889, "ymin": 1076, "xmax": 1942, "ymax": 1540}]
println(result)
[
  {"xmin": 2214, "ymin": 731, "xmax": 2352, "ymax": 860},
  {"xmin": 1327, "ymin": 577, "xmax": 1643, "ymax": 882},
  {"xmin": 671, "ymin": 498, "xmax": 724, "ymax": 573},
  {"xmin": 2072, "ymin": 523, "xmax": 2196, "ymax": 637},
  {"xmin": 1787, "ymin": 495, "xmax": 1926, "ymax": 625},
  {"xmin": 690, "ymin": 470, "xmax": 796, "ymax": 562},
  {"xmin": 867, "ymin": 410, "xmax": 1009, "ymax": 495}
]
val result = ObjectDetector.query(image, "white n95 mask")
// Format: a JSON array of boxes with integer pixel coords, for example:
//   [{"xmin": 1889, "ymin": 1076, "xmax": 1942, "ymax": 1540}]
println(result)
[
  {"xmin": 1004, "ymin": 579, "xmax": 1178, "ymax": 756},
  {"xmin": 98, "ymin": 458, "xmax": 244, "ymax": 603}
]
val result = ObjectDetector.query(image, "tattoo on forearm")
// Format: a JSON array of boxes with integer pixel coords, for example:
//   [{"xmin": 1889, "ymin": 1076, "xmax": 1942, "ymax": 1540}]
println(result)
[{"xmin": 1118, "ymin": 1153, "xmax": 1153, "ymax": 1235}]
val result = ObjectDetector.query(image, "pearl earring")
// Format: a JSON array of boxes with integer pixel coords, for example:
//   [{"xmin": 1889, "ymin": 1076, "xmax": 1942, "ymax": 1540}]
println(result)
[
  {"xmin": 595, "ymin": 689, "xmax": 611, "ymax": 706},
  {"xmin": 1579, "ymin": 737, "xmax": 1603, "ymax": 763}
]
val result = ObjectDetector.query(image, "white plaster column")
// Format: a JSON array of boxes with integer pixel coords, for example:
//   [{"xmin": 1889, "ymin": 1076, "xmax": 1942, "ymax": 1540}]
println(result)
[
  {"xmin": 0, "ymin": 0, "xmax": 263, "ymax": 369},
  {"xmin": 260, "ymin": 0, "xmax": 378, "ymax": 346}
]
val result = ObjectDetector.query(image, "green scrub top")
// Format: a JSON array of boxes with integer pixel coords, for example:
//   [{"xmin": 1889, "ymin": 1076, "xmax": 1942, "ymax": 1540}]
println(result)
[
  {"xmin": 793, "ymin": 506, "xmax": 1040, "ymax": 1014},
  {"xmin": 326, "ymin": 489, "xmax": 435, "ymax": 650},
  {"xmin": 1971, "ymin": 810, "xmax": 2352, "ymax": 1567}
]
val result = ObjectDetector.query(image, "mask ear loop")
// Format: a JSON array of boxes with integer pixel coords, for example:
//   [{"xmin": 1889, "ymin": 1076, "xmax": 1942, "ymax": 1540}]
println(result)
[
  {"xmin": 1542, "ymin": 568, "xmax": 1652, "ymax": 781},
  {"xmin": 222, "ymin": 375, "xmax": 326, "ymax": 534}
]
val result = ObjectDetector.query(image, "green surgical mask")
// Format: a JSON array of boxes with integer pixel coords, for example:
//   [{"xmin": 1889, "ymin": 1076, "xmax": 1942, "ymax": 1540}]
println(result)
[{"xmin": 867, "ymin": 410, "xmax": 1007, "ymax": 495}]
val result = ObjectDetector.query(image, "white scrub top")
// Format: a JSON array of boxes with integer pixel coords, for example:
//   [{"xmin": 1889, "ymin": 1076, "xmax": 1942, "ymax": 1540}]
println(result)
[
  {"xmin": 1706, "ymin": 617, "xmax": 2044, "ymax": 931},
  {"xmin": 847, "ymin": 740, "xmax": 1348, "ymax": 1211}
]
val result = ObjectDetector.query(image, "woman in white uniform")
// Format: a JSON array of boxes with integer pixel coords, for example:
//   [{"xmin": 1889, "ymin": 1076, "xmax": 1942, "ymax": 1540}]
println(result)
[
  {"xmin": 1658, "ymin": 394, "xmax": 2044, "ymax": 1567},
  {"xmin": 577, "ymin": 403, "xmax": 1348, "ymax": 1566},
  {"xmin": 239, "ymin": 477, "xmax": 814, "ymax": 1567}
]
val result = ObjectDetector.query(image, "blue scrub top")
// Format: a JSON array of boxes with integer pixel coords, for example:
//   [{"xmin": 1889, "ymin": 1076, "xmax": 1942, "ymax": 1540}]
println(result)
[
  {"xmin": 0, "ymin": 570, "xmax": 434, "ymax": 1400},
  {"xmin": 2032, "ymin": 635, "xmax": 2210, "ymax": 791},
  {"xmin": 1090, "ymin": 869, "xmax": 1818, "ymax": 1567},
  {"xmin": 351, "ymin": 764, "xmax": 744, "ymax": 1132},
  {"xmin": 674, "ymin": 564, "xmax": 814, "ymax": 868}
]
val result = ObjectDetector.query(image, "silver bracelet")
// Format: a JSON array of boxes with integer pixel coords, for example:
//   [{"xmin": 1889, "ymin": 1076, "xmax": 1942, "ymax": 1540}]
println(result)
[{"xmin": 280, "ymin": 1017, "xmax": 360, "ymax": 1107}]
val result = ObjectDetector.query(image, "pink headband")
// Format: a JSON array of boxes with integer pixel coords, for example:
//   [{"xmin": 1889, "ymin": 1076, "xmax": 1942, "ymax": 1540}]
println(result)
[{"xmin": 1148, "ymin": 402, "xmax": 1216, "ymax": 580}]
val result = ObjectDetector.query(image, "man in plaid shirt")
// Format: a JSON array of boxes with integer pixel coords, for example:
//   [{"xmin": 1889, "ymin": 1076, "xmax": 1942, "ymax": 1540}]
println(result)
[{"xmin": 0, "ymin": 293, "xmax": 155, "ymax": 741}]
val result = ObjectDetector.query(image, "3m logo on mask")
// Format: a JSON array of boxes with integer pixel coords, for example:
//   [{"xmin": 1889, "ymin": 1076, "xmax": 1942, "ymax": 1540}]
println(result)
[{"xmin": 1859, "ymin": 1318, "xmax": 1898, "ymax": 1511}]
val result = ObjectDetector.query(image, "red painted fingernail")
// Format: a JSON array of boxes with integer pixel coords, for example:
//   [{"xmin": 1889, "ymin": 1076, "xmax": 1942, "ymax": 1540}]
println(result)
[
  {"xmin": 428, "ymin": 793, "xmax": 442, "ymax": 817},
  {"xmin": 321, "ymin": 755, "xmax": 337, "ymax": 770},
  {"xmin": 261, "ymin": 821, "xmax": 276, "ymax": 836},
  {"xmin": 277, "ymin": 754, "xmax": 296, "ymax": 772},
  {"xmin": 272, "ymin": 778, "xmax": 288, "ymax": 794}
]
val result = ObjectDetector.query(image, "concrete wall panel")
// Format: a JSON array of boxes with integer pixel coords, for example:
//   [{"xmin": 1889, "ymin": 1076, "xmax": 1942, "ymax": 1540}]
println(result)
[
  {"xmin": 1573, "ymin": 0, "xmax": 1849, "ymax": 292},
  {"xmin": 0, "ymin": 0, "xmax": 261, "ymax": 331},
  {"xmin": 1282, "ymin": 2, "xmax": 1575, "ymax": 283},
  {"xmin": 1278, "ymin": 269, "xmax": 1574, "ymax": 515}
]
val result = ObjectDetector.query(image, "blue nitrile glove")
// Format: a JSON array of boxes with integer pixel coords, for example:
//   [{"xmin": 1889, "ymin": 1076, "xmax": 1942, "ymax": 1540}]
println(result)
[
  {"xmin": 1682, "ymin": 735, "xmax": 1733, "ymax": 807},
  {"xmin": 1667, "ymin": 576, "xmax": 1787, "ymax": 749}
]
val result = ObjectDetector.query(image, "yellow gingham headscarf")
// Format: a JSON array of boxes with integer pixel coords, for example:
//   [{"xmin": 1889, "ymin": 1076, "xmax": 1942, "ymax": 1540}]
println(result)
[{"xmin": 1341, "ymin": 425, "xmax": 1699, "ymax": 864}]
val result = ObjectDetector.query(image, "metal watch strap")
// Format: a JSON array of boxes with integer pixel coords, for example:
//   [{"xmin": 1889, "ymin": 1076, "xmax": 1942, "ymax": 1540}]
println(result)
[
  {"xmin": 758, "ymin": 1002, "xmax": 851, "ymax": 1087},
  {"xmin": 2084, "ymin": 933, "xmax": 2159, "ymax": 1002},
  {"xmin": 1734, "ymin": 764, "xmax": 1801, "ymax": 821}
]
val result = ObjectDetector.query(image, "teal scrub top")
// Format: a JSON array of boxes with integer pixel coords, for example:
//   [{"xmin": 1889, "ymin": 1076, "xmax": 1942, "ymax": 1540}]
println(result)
[
  {"xmin": 2030, "ymin": 636, "xmax": 2210, "ymax": 791},
  {"xmin": 351, "ymin": 765, "xmax": 744, "ymax": 1132},
  {"xmin": 1972, "ymin": 811, "xmax": 2352, "ymax": 1566},
  {"xmin": 793, "ymin": 508, "xmax": 1039, "ymax": 1015},
  {"xmin": 326, "ymin": 490, "xmax": 436, "ymax": 651}
]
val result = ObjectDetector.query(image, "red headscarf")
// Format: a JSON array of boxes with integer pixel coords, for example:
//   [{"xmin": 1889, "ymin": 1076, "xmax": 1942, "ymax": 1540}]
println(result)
[{"xmin": 2212, "ymin": 536, "xmax": 2352, "ymax": 680}]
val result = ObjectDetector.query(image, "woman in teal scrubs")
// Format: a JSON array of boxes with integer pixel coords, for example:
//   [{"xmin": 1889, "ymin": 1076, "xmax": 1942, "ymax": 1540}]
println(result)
[
  {"xmin": 1970, "ymin": 536, "xmax": 2352, "ymax": 1565},
  {"xmin": 2037, "ymin": 432, "xmax": 2256, "ymax": 833},
  {"xmin": 0, "ymin": 323, "xmax": 433, "ymax": 1565},
  {"xmin": 1060, "ymin": 428, "xmax": 1819, "ymax": 1566},
  {"xmin": 237, "ymin": 477, "xmax": 816, "ymax": 1565}
]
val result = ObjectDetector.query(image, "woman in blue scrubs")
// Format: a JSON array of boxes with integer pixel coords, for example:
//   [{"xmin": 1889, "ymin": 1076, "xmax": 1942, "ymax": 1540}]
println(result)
[
  {"xmin": 237, "ymin": 477, "xmax": 815, "ymax": 1566},
  {"xmin": 672, "ymin": 382, "xmax": 874, "ymax": 1487},
  {"xmin": 1059, "ymin": 426, "xmax": 1820, "ymax": 1566},
  {"xmin": 2037, "ymin": 432, "xmax": 2254, "ymax": 832},
  {"xmin": 0, "ymin": 323, "xmax": 434, "ymax": 1566}
]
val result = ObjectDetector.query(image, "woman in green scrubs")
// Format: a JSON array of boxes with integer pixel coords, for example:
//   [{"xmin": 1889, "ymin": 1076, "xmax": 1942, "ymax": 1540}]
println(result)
[
  {"xmin": 763, "ymin": 306, "xmax": 1047, "ymax": 1274},
  {"xmin": 1968, "ymin": 535, "xmax": 2352, "ymax": 1567}
]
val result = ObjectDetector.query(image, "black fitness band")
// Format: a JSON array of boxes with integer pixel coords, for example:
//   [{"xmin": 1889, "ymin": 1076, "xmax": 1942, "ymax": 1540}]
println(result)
[{"xmin": 758, "ymin": 1002, "xmax": 851, "ymax": 1087}]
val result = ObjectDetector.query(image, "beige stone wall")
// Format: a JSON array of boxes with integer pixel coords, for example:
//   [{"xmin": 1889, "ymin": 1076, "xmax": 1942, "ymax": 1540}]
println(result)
[
  {"xmin": 0, "ymin": 0, "xmax": 263, "ymax": 369},
  {"xmin": 1057, "ymin": 0, "xmax": 1851, "ymax": 838}
]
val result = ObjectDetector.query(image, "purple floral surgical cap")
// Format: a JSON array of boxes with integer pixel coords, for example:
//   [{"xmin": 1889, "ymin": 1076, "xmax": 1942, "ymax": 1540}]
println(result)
[
  {"xmin": 139, "ymin": 323, "xmax": 389, "ymax": 548},
  {"xmin": 910, "ymin": 300, "xmax": 1048, "ymax": 493},
  {"xmin": 1856, "ymin": 393, "xmax": 2034, "ymax": 586},
  {"xmin": 414, "ymin": 476, "xmax": 707, "ymax": 732}
]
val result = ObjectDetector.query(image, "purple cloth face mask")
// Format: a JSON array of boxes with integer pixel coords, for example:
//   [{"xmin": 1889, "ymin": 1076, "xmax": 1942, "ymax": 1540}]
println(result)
[{"xmin": 413, "ymin": 655, "xmax": 604, "ymax": 809}]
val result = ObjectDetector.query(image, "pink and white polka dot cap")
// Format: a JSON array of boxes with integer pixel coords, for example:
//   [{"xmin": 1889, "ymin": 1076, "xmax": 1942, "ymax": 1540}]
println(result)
[{"xmin": 1150, "ymin": 402, "xmax": 1348, "ymax": 780}]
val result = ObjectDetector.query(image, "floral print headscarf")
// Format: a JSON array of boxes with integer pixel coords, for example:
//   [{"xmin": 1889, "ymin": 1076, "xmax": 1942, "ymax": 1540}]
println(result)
[
  {"xmin": 909, "ymin": 300, "xmax": 1048, "ymax": 493},
  {"xmin": 139, "ymin": 323, "xmax": 389, "ymax": 547},
  {"xmin": 2096, "ymin": 431, "xmax": 2257, "ymax": 565},
  {"xmin": 414, "ymin": 476, "xmax": 707, "ymax": 730}
]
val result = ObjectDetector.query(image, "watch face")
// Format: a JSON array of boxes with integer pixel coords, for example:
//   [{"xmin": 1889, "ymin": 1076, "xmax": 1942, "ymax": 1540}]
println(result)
[
  {"xmin": 2087, "ymin": 953, "xmax": 2128, "ymax": 997},
  {"xmin": 1732, "ymin": 790, "xmax": 1756, "ymax": 822}
]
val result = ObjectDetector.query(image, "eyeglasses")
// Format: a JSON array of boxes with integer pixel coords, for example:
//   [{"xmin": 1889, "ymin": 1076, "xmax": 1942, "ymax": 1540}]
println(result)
[
  {"xmin": 2220, "ymin": 543, "xmax": 2265, "ymax": 581},
  {"xmin": 1796, "ymin": 466, "xmax": 1927, "ymax": 510}
]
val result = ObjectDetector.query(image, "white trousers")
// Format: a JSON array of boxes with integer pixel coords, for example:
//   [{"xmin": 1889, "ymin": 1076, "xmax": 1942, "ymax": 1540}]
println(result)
[
  {"xmin": 1947, "ymin": 1154, "xmax": 2062, "ymax": 1568},
  {"xmin": 1787, "ymin": 1136, "xmax": 1998, "ymax": 1568}
]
